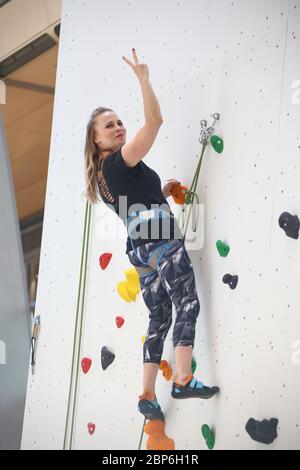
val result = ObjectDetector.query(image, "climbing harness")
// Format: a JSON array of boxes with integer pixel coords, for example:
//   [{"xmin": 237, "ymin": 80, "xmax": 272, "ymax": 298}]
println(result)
[
  {"xmin": 126, "ymin": 208, "xmax": 180, "ymax": 268},
  {"xmin": 131, "ymin": 238, "xmax": 182, "ymax": 279}
]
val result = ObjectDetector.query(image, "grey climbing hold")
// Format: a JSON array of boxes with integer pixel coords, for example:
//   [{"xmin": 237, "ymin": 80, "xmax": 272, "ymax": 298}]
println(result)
[
  {"xmin": 245, "ymin": 417, "xmax": 278, "ymax": 444},
  {"xmin": 101, "ymin": 346, "xmax": 115, "ymax": 370}
]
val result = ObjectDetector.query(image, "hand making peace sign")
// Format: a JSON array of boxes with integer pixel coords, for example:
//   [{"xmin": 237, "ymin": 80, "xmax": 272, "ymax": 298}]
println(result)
[{"xmin": 122, "ymin": 48, "xmax": 149, "ymax": 81}]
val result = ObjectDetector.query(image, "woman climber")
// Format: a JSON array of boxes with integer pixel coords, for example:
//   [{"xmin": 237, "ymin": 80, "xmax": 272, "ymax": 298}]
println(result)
[{"xmin": 84, "ymin": 48, "xmax": 219, "ymax": 422}]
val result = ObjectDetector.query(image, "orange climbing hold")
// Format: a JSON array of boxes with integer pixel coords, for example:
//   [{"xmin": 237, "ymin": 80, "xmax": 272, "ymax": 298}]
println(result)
[
  {"xmin": 159, "ymin": 360, "xmax": 173, "ymax": 381},
  {"xmin": 144, "ymin": 419, "xmax": 175, "ymax": 450},
  {"xmin": 170, "ymin": 183, "xmax": 188, "ymax": 205}
]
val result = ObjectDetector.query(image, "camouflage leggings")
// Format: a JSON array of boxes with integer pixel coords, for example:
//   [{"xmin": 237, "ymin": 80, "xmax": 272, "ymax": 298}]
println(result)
[{"xmin": 127, "ymin": 239, "xmax": 200, "ymax": 365}]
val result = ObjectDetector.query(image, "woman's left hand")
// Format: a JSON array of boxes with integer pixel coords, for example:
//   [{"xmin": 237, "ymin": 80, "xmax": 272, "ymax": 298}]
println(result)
[{"xmin": 162, "ymin": 179, "xmax": 181, "ymax": 198}]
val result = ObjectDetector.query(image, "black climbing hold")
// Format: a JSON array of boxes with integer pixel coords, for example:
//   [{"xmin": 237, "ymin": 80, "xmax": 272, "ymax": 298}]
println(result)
[
  {"xmin": 101, "ymin": 346, "xmax": 115, "ymax": 370},
  {"xmin": 278, "ymin": 211, "xmax": 299, "ymax": 239},
  {"xmin": 245, "ymin": 417, "xmax": 278, "ymax": 444},
  {"xmin": 222, "ymin": 273, "xmax": 238, "ymax": 289}
]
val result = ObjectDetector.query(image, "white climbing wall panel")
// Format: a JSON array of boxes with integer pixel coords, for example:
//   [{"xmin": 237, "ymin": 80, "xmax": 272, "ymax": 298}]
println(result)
[{"xmin": 21, "ymin": 0, "xmax": 300, "ymax": 450}]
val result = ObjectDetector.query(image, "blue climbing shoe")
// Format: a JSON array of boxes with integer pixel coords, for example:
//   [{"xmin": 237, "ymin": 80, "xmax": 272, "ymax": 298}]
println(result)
[
  {"xmin": 138, "ymin": 391, "xmax": 165, "ymax": 421},
  {"xmin": 171, "ymin": 373, "xmax": 219, "ymax": 400}
]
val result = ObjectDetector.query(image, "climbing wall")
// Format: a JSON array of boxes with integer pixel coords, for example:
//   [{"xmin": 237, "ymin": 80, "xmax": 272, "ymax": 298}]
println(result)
[{"xmin": 21, "ymin": 0, "xmax": 300, "ymax": 450}]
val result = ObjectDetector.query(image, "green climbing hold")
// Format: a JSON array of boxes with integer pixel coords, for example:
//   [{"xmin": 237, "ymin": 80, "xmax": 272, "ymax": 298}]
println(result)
[
  {"xmin": 191, "ymin": 357, "xmax": 197, "ymax": 374},
  {"xmin": 216, "ymin": 240, "xmax": 230, "ymax": 257},
  {"xmin": 201, "ymin": 424, "xmax": 215, "ymax": 450},
  {"xmin": 210, "ymin": 134, "xmax": 223, "ymax": 153}
]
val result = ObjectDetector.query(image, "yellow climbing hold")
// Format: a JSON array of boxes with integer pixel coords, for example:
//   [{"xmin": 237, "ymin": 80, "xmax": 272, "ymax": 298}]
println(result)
[
  {"xmin": 117, "ymin": 281, "xmax": 132, "ymax": 302},
  {"xmin": 125, "ymin": 268, "xmax": 140, "ymax": 294},
  {"xmin": 124, "ymin": 267, "xmax": 139, "ymax": 285},
  {"xmin": 126, "ymin": 283, "xmax": 138, "ymax": 301},
  {"xmin": 117, "ymin": 268, "xmax": 140, "ymax": 302},
  {"xmin": 141, "ymin": 335, "xmax": 146, "ymax": 344}
]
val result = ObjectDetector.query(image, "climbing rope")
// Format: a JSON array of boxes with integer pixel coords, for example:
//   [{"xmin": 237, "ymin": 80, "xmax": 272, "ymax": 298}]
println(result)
[
  {"xmin": 138, "ymin": 417, "xmax": 147, "ymax": 450},
  {"xmin": 178, "ymin": 140, "xmax": 207, "ymax": 243},
  {"xmin": 63, "ymin": 200, "xmax": 92, "ymax": 450},
  {"xmin": 177, "ymin": 113, "xmax": 221, "ymax": 244}
]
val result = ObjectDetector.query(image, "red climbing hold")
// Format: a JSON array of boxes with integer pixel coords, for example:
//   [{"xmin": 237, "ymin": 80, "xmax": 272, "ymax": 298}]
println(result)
[
  {"xmin": 87, "ymin": 422, "xmax": 95, "ymax": 435},
  {"xmin": 116, "ymin": 316, "xmax": 125, "ymax": 328},
  {"xmin": 99, "ymin": 252, "xmax": 112, "ymax": 270},
  {"xmin": 81, "ymin": 357, "xmax": 92, "ymax": 374}
]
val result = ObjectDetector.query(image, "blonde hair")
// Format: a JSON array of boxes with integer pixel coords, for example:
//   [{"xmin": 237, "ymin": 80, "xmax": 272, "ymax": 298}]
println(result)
[{"xmin": 83, "ymin": 106, "xmax": 113, "ymax": 204}]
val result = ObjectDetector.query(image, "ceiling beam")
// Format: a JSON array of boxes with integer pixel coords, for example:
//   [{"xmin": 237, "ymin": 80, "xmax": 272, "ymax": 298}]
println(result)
[{"xmin": 5, "ymin": 78, "xmax": 55, "ymax": 95}]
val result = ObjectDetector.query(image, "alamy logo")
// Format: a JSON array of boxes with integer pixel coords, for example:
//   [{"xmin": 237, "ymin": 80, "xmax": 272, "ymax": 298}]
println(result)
[
  {"xmin": 291, "ymin": 340, "xmax": 300, "ymax": 366},
  {"xmin": 291, "ymin": 80, "xmax": 300, "ymax": 105},
  {"xmin": 0, "ymin": 80, "xmax": 6, "ymax": 104},
  {"xmin": 0, "ymin": 340, "xmax": 6, "ymax": 365},
  {"xmin": 95, "ymin": 198, "xmax": 205, "ymax": 251}
]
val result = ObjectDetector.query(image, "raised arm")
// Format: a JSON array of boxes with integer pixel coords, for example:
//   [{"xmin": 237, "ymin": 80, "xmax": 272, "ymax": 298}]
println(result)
[{"xmin": 121, "ymin": 49, "xmax": 163, "ymax": 167}]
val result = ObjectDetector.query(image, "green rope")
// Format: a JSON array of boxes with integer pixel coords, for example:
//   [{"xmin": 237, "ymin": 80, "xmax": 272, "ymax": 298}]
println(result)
[
  {"xmin": 138, "ymin": 417, "xmax": 146, "ymax": 450},
  {"xmin": 178, "ymin": 141, "xmax": 208, "ymax": 243},
  {"xmin": 63, "ymin": 201, "xmax": 92, "ymax": 449}
]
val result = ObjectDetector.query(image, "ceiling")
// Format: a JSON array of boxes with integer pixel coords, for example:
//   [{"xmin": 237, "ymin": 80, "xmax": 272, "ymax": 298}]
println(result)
[{"xmin": 0, "ymin": 44, "xmax": 58, "ymax": 221}]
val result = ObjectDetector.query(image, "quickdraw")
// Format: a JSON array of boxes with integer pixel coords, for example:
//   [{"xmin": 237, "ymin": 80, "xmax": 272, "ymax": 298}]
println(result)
[
  {"xmin": 177, "ymin": 113, "xmax": 222, "ymax": 243},
  {"xmin": 31, "ymin": 314, "xmax": 41, "ymax": 375}
]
